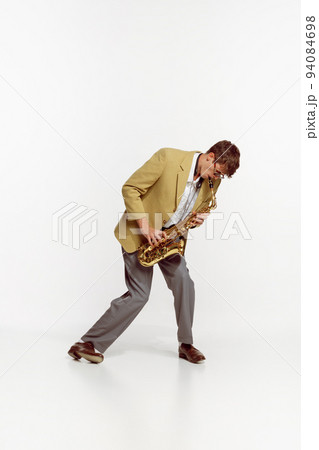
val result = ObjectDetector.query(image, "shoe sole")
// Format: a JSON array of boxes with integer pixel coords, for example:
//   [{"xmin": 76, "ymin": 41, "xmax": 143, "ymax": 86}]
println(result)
[
  {"xmin": 68, "ymin": 349, "xmax": 103, "ymax": 364},
  {"xmin": 76, "ymin": 351, "xmax": 103, "ymax": 364},
  {"xmin": 68, "ymin": 350, "xmax": 81, "ymax": 360},
  {"xmin": 179, "ymin": 352, "xmax": 205, "ymax": 363}
]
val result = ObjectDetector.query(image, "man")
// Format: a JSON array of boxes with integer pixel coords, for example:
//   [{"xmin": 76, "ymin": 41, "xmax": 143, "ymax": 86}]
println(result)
[{"xmin": 68, "ymin": 140, "xmax": 240, "ymax": 364}]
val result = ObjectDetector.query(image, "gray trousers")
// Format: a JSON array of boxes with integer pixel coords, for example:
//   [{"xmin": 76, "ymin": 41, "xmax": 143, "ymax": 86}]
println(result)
[{"xmin": 81, "ymin": 246, "xmax": 195, "ymax": 353}]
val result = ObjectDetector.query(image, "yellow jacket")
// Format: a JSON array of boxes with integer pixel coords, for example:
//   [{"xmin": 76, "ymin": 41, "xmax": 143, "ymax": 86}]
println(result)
[{"xmin": 114, "ymin": 148, "xmax": 221, "ymax": 253}]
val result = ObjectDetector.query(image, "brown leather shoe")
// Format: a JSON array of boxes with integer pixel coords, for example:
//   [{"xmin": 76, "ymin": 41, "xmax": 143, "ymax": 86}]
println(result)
[
  {"xmin": 68, "ymin": 342, "xmax": 104, "ymax": 364},
  {"xmin": 178, "ymin": 343, "xmax": 206, "ymax": 363}
]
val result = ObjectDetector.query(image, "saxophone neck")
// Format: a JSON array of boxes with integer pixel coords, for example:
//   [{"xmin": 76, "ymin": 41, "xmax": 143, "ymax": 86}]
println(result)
[{"xmin": 208, "ymin": 177, "xmax": 217, "ymax": 210}]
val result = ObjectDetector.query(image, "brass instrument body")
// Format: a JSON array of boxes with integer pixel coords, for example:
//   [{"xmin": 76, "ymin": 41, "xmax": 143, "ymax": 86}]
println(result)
[{"xmin": 137, "ymin": 179, "xmax": 217, "ymax": 267}]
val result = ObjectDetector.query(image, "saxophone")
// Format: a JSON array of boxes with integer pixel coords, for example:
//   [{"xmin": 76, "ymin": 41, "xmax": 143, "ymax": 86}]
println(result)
[{"xmin": 137, "ymin": 178, "xmax": 217, "ymax": 267}]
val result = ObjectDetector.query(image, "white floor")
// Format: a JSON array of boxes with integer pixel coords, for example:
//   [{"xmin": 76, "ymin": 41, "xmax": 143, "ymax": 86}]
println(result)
[{"xmin": 0, "ymin": 325, "xmax": 299, "ymax": 450}]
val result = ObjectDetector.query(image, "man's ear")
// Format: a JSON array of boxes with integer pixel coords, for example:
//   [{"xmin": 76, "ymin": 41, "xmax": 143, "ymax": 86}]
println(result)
[{"xmin": 207, "ymin": 152, "xmax": 215, "ymax": 161}]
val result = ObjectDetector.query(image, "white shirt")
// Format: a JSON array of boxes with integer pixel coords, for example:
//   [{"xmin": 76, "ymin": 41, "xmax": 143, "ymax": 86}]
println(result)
[{"xmin": 163, "ymin": 153, "xmax": 202, "ymax": 228}]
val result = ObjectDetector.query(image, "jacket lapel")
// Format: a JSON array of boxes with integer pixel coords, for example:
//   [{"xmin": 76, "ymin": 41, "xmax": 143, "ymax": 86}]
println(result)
[
  {"xmin": 192, "ymin": 180, "xmax": 210, "ymax": 211},
  {"xmin": 175, "ymin": 151, "xmax": 200, "ymax": 210},
  {"xmin": 192, "ymin": 177, "xmax": 221, "ymax": 211},
  {"xmin": 175, "ymin": 151, "xmax": 217, "ymax": 212}
]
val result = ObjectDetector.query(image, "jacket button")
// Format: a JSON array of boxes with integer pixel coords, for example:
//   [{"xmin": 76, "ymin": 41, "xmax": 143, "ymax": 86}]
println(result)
[{"xmin": 163, "ymin": 220, "xmax": 166, "ymax": 224}]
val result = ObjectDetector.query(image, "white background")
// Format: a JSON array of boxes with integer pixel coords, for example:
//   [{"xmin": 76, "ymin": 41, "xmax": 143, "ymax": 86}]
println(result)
[{"xmin": 0, "ymin": 1, "xmax": 302, "ymax": 449}]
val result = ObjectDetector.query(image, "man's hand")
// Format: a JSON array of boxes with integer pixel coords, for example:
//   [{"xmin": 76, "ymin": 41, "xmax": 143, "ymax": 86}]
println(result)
[
  {"xmin": 142, "ymin": 226, "xmax": 168, "ymax": 247},
  {"xmin": 136, "ymin": 217, "xmax": 167, "ymax": 247},
  {"xmin": 189, "ymin": 211, "xmax": 210, "ymax": 227}
]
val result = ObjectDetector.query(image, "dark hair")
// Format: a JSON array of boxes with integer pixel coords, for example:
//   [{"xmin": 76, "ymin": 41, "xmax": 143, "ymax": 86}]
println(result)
[{"xmin": 206, "ymin": 140, "xmax": 240, "ymax": 177}]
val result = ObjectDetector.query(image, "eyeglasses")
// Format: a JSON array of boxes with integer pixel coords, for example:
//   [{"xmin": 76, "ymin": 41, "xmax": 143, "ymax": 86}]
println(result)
[{"xmin": 213, "ymin": 163, "xmax": 226, "ymax": 179}]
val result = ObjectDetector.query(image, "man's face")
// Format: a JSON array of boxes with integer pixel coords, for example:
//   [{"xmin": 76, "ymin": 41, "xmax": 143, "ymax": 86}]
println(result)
[{"xmin": 200, "ymin": 152, "xmax": 227, "ymax": 180}]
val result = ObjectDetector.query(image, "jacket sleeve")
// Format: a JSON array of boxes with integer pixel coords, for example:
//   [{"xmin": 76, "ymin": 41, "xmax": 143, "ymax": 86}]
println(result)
[{"xmin": 121, "ymin": 148, "xmax": 167, "ymax": 220}]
